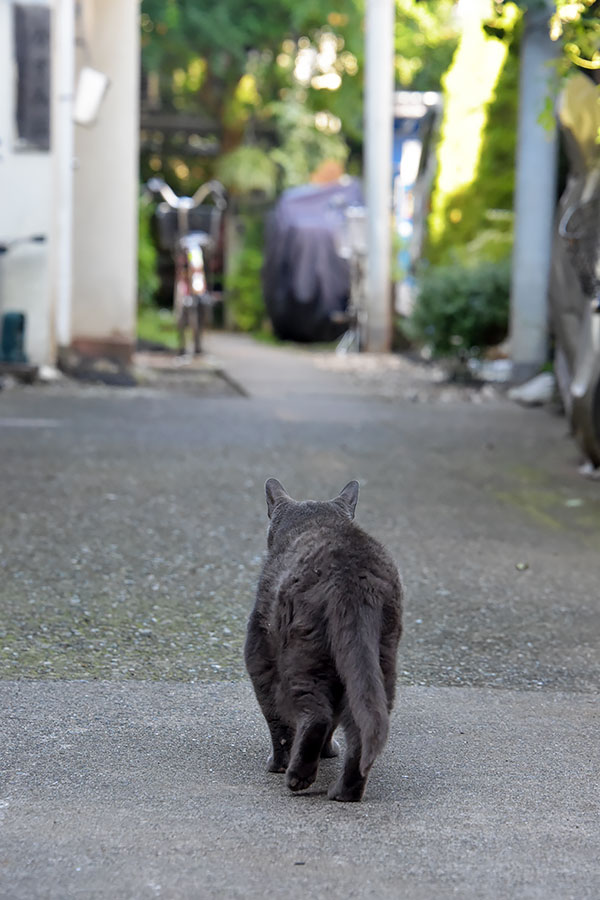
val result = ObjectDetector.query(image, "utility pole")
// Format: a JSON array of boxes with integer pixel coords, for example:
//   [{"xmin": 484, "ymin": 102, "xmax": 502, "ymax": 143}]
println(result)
[
  {"xmin": 510, "ymin": 7, "xmax": 560, "ymax": 382},
  {"xmin": 365, "ymin": 0, "xmax": 395, "ymax": 352}
]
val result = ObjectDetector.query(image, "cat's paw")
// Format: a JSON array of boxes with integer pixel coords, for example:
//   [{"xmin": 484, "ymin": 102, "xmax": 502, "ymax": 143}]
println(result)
[
  {"xmin": 327, "ymin": 779, "xmax": 366, "ymax": 802},
  {"xmin": 320, "ymin": 738, "xmax": 340, "ymax": 759},
  {"xmin": 286, "ymin": 766, "xmax": 318, "ymax": 792}
]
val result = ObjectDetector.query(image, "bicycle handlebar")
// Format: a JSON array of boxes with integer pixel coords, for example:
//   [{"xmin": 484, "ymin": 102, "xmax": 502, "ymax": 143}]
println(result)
[
  {"xmin": 147, "ymin": 177, "xmax": 226, "ymax": 211},
  {"xmin": 147, "ymin": 177, "xmax": 180, "ymax": 208},
  {"xmin": 192, "ymin": 179, "xmax": 227, "ymax": 210}
]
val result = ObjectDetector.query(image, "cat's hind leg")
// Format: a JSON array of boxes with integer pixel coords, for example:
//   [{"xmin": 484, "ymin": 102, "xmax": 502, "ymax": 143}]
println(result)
[
  {"xmin": 285, "ymin": 664, "xmax": 339, "ymax": 789},
  {"xmin": 254, "ymin": 685, "xmax": 293, "ymax": 773},
  {"xmin": 245, "ymin": 618, "xmax": 294, "ymax": 773},
  {"xmin": 286, "ymin": 716, "xmax": 332, "ymax": 792},
  {"xmin": 327, "ymin": 712, "xmax": 369, "ymax": 802}
]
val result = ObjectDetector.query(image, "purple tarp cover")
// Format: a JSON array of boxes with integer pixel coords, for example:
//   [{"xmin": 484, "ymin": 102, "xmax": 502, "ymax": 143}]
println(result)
[{"xmin": 262, "ymin": 178, "xmax": 363, "ymax": 341}]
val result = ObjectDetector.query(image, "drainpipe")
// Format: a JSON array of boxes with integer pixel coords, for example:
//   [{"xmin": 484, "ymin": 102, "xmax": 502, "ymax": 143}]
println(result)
[
  {"xmin": 51, "ymin": 0, "xmax": 75, "ymax": 355},
  {"xmin": 364, "ymin": 0, "xmax": 395, "ymax": 352},
  {"xmin": 509, "ymin": 6, "xmax": 560, "ymax": 382}
]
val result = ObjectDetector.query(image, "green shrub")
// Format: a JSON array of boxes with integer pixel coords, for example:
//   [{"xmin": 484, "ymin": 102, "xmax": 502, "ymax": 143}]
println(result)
[
  {"xmin": 226, "ymin": 214, "xmax": 266, "ymax": 332},
  {"xmin": 138, "ymin": 192, "xmax": 160, "ymax": 308},
  {"xmin": 137, "ymin": 306, "xmax": 179, "ymax": 350},
  {"xmin": 409, "ymin": 260, "xmax": 511, "ymax": 357}
]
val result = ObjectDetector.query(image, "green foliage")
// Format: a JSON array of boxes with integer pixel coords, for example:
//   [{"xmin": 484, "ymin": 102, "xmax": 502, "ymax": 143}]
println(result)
[
  {"xmin": 409, "ymin": 260, "xmax": 511, "ymax": 357},
  {"xmin": 491, "ymin": 0, "xmax": 600, "ymax": 79},
  {"xmin": 141, "ymin": 0, "xmax": 364, "ymax": 127},
  {"xmin": 216, "ymin": 103, "xmax": 349, "ymax": 197},
  {"xmin": 137, "ymin": 306, "xmax": 179, "ymax": 350},
  {"xmin": 455, "ymin": 210, "xmax": 515, "ymax": 264},
  {"xmin": 141, "ymin": 0, "xmax": 459, "ymax": 188},
  {"xmin": 216, "ymin": 147, "xmax": 278, "ymax": 199},
  {"xmin": 551, "ymin": 0, "xmax": 600, "ymax": 76},
  {"xmin": 226, "ymin": 216, "xmax": 266, "ymax": 332},
  {"xmin": 267, "ymin": 100, "xmax": 349, "ymax": 189},
  {"xmin": 140, "ymin": 1, "xmax": 461, "ymax": 338},
  {"xmin": 138, "ymin": 193, "xmax": 160, "ymax": 308},
  {"xmin": 395, "ymin": 0, "xmax": 458, "ymax": 90},
  {"xmin": 141, "ymin": 0, "xmax": 300, "ymax": 87},
  {"xmin": 427, "ymin": 6, "xmax": 520, "ymax": 265}
]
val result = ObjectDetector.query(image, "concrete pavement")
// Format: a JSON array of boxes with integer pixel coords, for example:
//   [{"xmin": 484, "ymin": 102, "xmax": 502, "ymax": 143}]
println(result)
[
  {"xmin": 1, "ymin": 332, "xmax": 599, "ymax": 897},
  {"xmin": 2, "ymin": 681, "xmax": 598, "ymax": 899}
]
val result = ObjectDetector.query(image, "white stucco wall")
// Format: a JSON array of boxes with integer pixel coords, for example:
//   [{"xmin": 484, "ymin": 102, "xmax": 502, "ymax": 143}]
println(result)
[
  {"xmin": 0, "ymin": 0, "xmax": 53, "ymax": 366},
  {"xmin": 70, "ymin": 0, "xmax": 139, "ymax": 350}
]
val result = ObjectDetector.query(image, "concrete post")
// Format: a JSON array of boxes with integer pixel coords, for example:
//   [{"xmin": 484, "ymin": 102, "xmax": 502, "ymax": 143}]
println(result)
[
  {"xmin": 364, "ymin": 0, "xmax": 395, "ymax": 352},
  {"xmin": 509, "ymin": 9, "xmax": 560, "ymax": 382},
  {"xmin": 70, "ymin": 0, "xmax": 140, "ymax": 364}
]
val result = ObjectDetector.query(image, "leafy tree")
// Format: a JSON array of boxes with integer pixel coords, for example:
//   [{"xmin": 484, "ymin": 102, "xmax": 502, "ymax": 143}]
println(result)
[
  {"xmin": 141, "ymin": 0, "xmax": 458, "ymax": 187},
  {"xmin": 427, "ymin": 6, "xmax": 521, "ymax": 265},
  {"xmin": 491, "ymin": 0, "xmax": 600, "ymax": 81},
  {"xmin": 413, "ymin": 0, "xmax": 599, "ymax": 358},
  {"xmin": 395, "ymin": 0, "xmax": 457, "ymax": 91},
  {"xmin": 139, "ymin": 0, "xmax": 459, "ymax": 324},
  {"xmin": 140, "ymin": 0, "xmax": 364, "ymax": 153}
]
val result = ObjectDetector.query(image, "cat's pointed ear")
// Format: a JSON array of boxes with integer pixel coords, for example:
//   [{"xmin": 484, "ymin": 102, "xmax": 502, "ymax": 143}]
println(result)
[
  {"xmin": 335, "ymin": 480, "xmax": 359, "ymax": 519},
  {"xmin": 265, "ymin": 478, "xmax": 291, "ymax": 519}
]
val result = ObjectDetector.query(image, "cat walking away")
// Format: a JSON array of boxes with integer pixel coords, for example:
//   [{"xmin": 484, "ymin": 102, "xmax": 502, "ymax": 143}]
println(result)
[{"xmin": 245, "ymin": 479, "xmax": 403, "ymax": 802}]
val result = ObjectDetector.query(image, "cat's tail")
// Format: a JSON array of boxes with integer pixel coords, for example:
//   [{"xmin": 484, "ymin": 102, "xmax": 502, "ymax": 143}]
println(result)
[{"xmin": 328, "ymin": 600, "xmax": 389, "ymax": 776}]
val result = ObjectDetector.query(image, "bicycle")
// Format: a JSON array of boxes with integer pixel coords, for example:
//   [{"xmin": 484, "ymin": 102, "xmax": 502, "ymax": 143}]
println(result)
[
  {"xmin": 333, "ymin": 205, "xmax": 368, "ymax": 354},
  {"xmin": 555, "ymin": 172, "xmax": 600, "ymax": 467},
  {"xmin": 147, "ymin": 178, "xmax": 226, "ymax": 356}
]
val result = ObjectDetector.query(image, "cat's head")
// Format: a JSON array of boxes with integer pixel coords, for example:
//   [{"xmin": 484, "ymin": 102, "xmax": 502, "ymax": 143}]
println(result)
[{"xmin": 264, "ymin": 478, "xmax": 359, "ymax": 549}]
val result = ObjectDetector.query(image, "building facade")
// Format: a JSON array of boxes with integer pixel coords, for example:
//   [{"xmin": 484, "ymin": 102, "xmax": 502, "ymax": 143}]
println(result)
[{"xmin": 0, "ymin": 0, "xmax": 139, "ymax": 370}]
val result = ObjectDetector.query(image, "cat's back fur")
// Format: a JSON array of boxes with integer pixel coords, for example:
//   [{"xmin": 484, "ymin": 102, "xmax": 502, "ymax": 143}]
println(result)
[{"xmin": 245, "ymin": 479, "xmax": 403, "ymax": 802}]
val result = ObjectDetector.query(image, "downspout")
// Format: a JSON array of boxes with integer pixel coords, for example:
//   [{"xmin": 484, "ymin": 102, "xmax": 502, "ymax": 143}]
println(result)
[{"xmin": 51, "ymin": 0, "xmax": 75, "ymax": 356}]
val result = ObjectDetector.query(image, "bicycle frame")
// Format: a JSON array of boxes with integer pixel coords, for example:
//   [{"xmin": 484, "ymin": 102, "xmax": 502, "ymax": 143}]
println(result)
[{"xmin": 334, "ymin": 205, "xmax": 368, "ymax": 354}]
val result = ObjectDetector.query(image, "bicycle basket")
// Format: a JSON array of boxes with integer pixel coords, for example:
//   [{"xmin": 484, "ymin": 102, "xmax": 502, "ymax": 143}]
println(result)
[{"xmin": 155, "ymin": 204, "xmax": 222, "ymax": 253}]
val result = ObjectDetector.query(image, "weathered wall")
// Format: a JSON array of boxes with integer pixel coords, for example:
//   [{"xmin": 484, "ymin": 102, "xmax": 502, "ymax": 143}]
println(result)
[
  {"xmin": 0, "ymin": 0, "xmax": 53, "ymax": 366},
  {"xmin": 70, "ymin": 0, "xmax": 139, "ymax": 361}
]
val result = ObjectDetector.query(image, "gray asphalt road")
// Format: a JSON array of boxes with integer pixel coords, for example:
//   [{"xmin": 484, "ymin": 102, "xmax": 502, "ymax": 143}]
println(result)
[{"xmin": 1, "ymin": 333, "xmax": 599, "ymax": 898}]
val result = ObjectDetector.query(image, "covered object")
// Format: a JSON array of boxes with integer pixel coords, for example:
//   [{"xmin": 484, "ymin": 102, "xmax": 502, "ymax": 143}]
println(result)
[{"xmin": 262, "ymin": 178, "xmax": 363, "ymax": 342}]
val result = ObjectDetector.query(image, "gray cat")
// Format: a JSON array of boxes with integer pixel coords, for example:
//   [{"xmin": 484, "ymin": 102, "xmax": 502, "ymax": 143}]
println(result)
[{"xmin": 244, "ymin": 479, "xmax": 403, "ymax": 802}]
